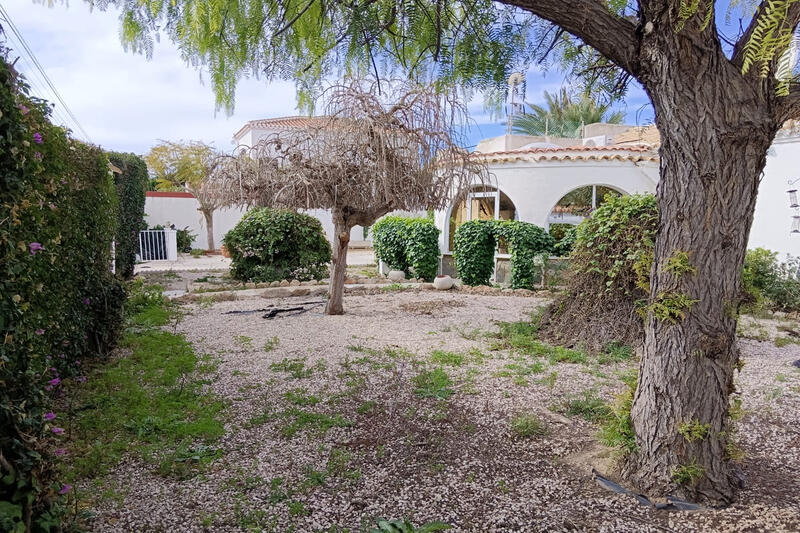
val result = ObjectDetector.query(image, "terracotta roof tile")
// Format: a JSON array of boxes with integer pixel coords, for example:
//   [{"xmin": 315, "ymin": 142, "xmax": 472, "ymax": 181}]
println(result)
[
  {"xmin": 233, "ymin": 116, "xmax": 328, "ymax": 141},
  {"xmin": 473, "ymin": 145, "xmax": 659, "ymax": 164}
]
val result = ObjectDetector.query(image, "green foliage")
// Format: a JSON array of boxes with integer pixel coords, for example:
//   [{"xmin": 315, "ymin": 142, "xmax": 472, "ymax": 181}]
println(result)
[
  {"xmin": 565, "ymin": 391, "xmax": 612, "ymax": 422},
  {"xmin": 671, "ymin": 462, "xmax": 705, "ymax": 485},
  {"xmin": 678, "ymin": 420, "xmax": 711, "ymax": 442},
  {"xmin": 430, "ymin": 350, "xmax": 465, "ymax": 367},
  {"xmin": 454, "ymin": 219, "xmax": 553, "ymax": 288},
  {"xmin": 647, "ymin": 292, "xmax": 699, "ymax": 323},
  {"xmin": 664, "ymin": 250, "xmax": 697, "ymax": 277},
  {"xmin": 510, "ymin": 412, "xmax": 548, "ymax": 438},
  {"xmin": 598, "ymin": 371, "xmax": 638, "ymax": 454},
  {"xmin": 512, "ymin": 89, "xmax": 625, "ymax": 138},
  {"xmin": 107, "ymin": 152, "xmax": 148, "ymax": 278},
  {"xmin": 740, "ymin": 0, "xmax": 800, "ymax": 93},
  {"xmin": 372, "ymin": 216, "xmax": 440, "ymax": 281},
  {"xmin": 453, "ymin": 219, "xmax": 496, "ymax": 286},
  {"xmin": 550, "ymin": 224, "xmax": 578, "ymax": 257},
  {"xmin": 1, "ymin": 55, "xmax": 126, "ymax": 531},
  {"xmin": 370, "ymin": 519, "xmax": 451, "ymax": 533},
  {"xmin": 742, "ymin": 248, "xmax": 800, "ymax": 312},
  {"xmin": 597, "ymin": 341, "xmax": 635, "ymax": 364},
  {"xmin": 412, "ymin": 368, "xmax": 454, "ymax": 399},
  {"xmin": 224, "ymin": 208, "xmax": 332, "ymax": 282},
  {"xmin": 175, "ymin": 226, "xmax": 197, "ymax": 253}
]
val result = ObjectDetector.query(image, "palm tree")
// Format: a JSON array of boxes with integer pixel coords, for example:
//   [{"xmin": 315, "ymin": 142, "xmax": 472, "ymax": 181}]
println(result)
[{"xmin": 512, "ymin": 88, "xmax": 625, "ymax": 138}]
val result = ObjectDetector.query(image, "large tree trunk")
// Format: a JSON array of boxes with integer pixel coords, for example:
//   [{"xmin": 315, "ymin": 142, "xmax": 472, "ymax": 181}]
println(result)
[
  {"xmin": 625, "ymin": 38, "xmax": 781, "ymax": 504},
  {"xmin": 201, "ymin": 209, "xmax": 215, "ymax": 251},
  {"xmin": 326, "ymin": 215, "xmax": 351, "ymax": 315}
]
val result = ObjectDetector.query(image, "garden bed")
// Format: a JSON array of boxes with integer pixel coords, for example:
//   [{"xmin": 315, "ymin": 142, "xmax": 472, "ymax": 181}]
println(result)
[{"xmin": 73, "ymin": 291, "xmax": 799, "ymax": 532}]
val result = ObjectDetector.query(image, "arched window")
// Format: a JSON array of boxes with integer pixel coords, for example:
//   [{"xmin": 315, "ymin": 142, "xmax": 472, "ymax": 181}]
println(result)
[
  {"xmin": 548, "ymin": 185, "xmax": 622, "ymax": 227},
  {"xmin": 448, "ymin": 186, "xmax": 517, "ymax": 251}
]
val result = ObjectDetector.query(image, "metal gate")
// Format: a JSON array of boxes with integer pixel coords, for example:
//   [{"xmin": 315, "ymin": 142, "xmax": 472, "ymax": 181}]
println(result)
[{"xmin": 137, "ymin": 228, "xmax": 178, "ymax": 261}]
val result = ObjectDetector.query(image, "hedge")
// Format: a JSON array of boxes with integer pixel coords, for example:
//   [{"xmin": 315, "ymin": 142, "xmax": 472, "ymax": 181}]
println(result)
[
  {"xmin": 0, "ymin": 57, "xmax": 125, "ymax": 531},
  {"xmin": 107, "ymin": 152, "xmax": 148, "ymax": 279},
  {"xmin": 224, "ymin": 208, "xmax": 332, "ymax": 282},
  {"xmin": 372, "ymin": 216, "xmax": 440, "ymax": 281},
  {"xmin": 453, "ymin": 219, "xmax": 554, "ymax": 288}
]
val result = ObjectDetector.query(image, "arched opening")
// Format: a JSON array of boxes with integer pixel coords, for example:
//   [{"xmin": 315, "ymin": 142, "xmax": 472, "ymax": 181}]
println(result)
[
  {"xmin": 547, "ymin": 185, "xmax": 623, "ymax": 230},
  {"xmin": 447, "ymin": 186, "xmax": 517, "ymax": 252}
]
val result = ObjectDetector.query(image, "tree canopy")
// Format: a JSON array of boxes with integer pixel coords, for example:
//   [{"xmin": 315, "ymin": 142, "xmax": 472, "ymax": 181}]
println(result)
[{"xmin": 512, "ymin": 88, "xmax": 625, "ymax": 137}]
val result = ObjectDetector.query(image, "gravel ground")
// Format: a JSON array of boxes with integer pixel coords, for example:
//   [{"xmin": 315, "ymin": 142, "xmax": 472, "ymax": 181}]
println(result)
[{"xmin": 86, "ymin": 291, "xmax": 800, "ymax": 532}]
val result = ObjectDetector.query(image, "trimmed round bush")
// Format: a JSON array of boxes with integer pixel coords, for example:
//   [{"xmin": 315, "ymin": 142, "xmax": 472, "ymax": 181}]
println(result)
[
  {"xmin": 224, "ymin": 208, "xmax": 331, "ymax": 282},
  {"xmin": 372, "ymin": 216, "xmax": 440, "ymax": 281}
]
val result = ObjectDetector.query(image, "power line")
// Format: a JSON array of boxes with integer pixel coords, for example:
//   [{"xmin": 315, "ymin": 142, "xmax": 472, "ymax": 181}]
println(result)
[{"xmin": 0, "ymin": 4, "xmax": 92, "ymax": 142}]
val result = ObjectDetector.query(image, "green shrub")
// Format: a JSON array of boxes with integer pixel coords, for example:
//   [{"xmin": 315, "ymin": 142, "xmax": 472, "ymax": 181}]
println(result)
[
  {"xmin": 539, "ymin": 194, "xmax": 658, "ymax": 353},
  {"xmin": 224, "ymin": 208, "xmax": 331, "ymax": 282},
  {"xmin": 107, "ymin": 152, "xmax": 148, "ymax": 279},
  {"xmin": 453, "ymin": 219, "xmax": 553, "ymax": 288},
  {"xmin": 453, "ymin": 219, "xmax": 496, "ymax": 286},
  {"xmin": 743, "ymin": 248, "xmax": 800, "ymax": 312},
  {"xmin": 372, "ymin": 216, "xmax": 440, "ymax": 281},
  {"xmin": 1, "ymin": 55, "xmax": 125, "ymax": 531},
  {"xmin": 175, "ymin": 226, "xmax": 197, "ymax": 253},
  {"xmin": 550, "ymin": 224, "xmax": 577, "ymax": 256}
]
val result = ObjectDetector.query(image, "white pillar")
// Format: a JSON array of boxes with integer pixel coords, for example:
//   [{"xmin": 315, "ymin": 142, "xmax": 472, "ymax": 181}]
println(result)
[{"xmin": 164, "ymin": 228, "xmax": 178, "ymax": 261}]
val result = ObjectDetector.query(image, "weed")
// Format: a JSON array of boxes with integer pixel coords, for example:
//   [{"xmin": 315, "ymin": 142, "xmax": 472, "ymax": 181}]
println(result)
[
  {"xmin": 234, "ymin": 335, "xmax": 254, "ymax": 349},
  {"xmin": 268, "ymin": 477, "xmax": 289, "ymax": 503},
  {"xmin": 264, "ymin": 336, "xmax": 280, "ymax": 352},
  {"xmin": 598, "ymin": 371, "xmax": 638, "ymax": 454},
  {"xmin": 548, "ymin": 346, "xmax": 587, "ymax": 365},
  {"xmin": 565, "ymin": 391, "xmax": 611, "ymax": 422},
  {"xmin": 430, "ymin": 349, "xmax": 465, "ymax": 366},
  {"xmin": 278, "ymin": 408, "xmax": 352, "ymax": 438},
  {"xmin": 510, "ymin": 412, "xmax": 547, "ymax": 438},
  {"xmin": 537, "ymin": 371, "xmax": 558, "ymax": 388},
  {"xmin": 288, "ymin": 500, "xmax": 310, "ymax": 517},
  {"xmin": 598, "ymin": 341, "xmax": 634, "ymax": 364},
  {"xmin": 284, "ymin": 388, "xmax": 321, "ymax": 406},
  {"xmin": 496, "ymin": 359, "xmax": 545, "ymax": 386},
  {"xmin": 671, "ymin": 462, "xmax": 704, "ymax": 485},
  {"xmin": 357, "ymin": 400, "xmax": 378, "ymax": 414},
  {"xmin": 412, "ymin": 368, "xmax": 454, "ymax": 399},
  {"xmin": 270, "ymin": 357, "xmax": 314, "ymax": 379},
  {"xmin": 382, "ymin": 283, "xmax": 408, "ymax": 291},
  {"xmin": 678, "ymin": 420, "xmax": 711, "ymax": 442},
  {"xmin": 327, "ymin": 448, "xmax": 361, "ymax": 480}
]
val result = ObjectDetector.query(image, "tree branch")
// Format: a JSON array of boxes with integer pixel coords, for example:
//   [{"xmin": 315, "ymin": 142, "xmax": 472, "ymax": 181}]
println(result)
[
  {"xmin": 502, "ymin": 0, "xmax": 640, "ymax": 76},
  {"xmin": 776, "ymin": 82, "xmax": 800, "ymax": 123},
  {"xmin": 731, "ymin": 1, "xmax": 800, "ymax": 69}
]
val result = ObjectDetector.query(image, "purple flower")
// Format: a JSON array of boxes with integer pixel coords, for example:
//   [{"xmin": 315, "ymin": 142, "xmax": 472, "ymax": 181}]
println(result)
[
  {"xmin": 35, "ymin": 328, "xmax": 45, "ymax": 335},
  {"xmin": 48, "ymin": 377, "xmax": 61, "ymax": 386},
  {"xmin": 83, "ymin": 298, "xmax": 90, "ymax": 305},
  {"xmin": 32, "ymin": 132, "xmax": 43, "ymax": 144},
  {"xmin": 34, "ymin": 152, "xmax": 43, "ymax": 161},
  {"xmin": 54, "ymin": 448, "xmax": 66, "ymax": 457},
  {"xmin": 51, "ymin": 427, "xmax": 64, "ymax": 435},
  {"xmin": 75, "ymin": 376, "xmax": 87, "ymax": 383},
  {"xmin": 58, "ymin": 484, "xmax": 71, "ymax": 495},
  {"xmin": 75, "ymin": 360, "xmax": 81, "ymax": 366},
  {"xmin": 29, "ymin": 242, "xmax": 44, "ymax": 255},
  {"xmin": 18, "ymin": 104, "xmax": 29, "ymax": 114},
  {"xmin": 44, "ymin": 412, "xmax": 56, "ymax": 421}
]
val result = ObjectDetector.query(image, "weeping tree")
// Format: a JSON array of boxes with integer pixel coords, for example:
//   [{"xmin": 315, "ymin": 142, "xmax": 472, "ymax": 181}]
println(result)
[
  {"xmin": 215, "ymin": 82, "xmax": 487, "ymax": 315},
  {"xmin": 84, "ymin": 0, "xmax": 800, "ymax": 505},
  {"xmin": 145, "ymin": 141, "xmax": 226, "ymax": 251}
]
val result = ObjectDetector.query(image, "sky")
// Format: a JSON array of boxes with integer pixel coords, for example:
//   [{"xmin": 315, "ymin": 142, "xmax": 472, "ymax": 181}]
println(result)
[{"xmin": 2, "ymin": 0, "xmax": 655, "ymax": 155}]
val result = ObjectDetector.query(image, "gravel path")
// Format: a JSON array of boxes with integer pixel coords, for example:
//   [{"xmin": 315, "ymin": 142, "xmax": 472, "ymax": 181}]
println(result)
[{"xmin": 87, "ymin": 291, "xmax": 800, "ymax": 532}]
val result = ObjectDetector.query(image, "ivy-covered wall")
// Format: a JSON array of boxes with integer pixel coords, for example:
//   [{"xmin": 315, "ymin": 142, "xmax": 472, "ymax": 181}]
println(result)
[
  {"xmin": 0, "ymin": 57, "xmax": 125, "ymax": 531},
  {"xmin": 107, "ymin": 152, "xmax": 148, "ymax": 279}
]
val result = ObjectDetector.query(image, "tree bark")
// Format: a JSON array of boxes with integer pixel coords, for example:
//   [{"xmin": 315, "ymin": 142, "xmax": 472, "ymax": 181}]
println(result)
[
  {"xmin": 624, "ymin": 30, "xmax": 781, "ymax": 504},
  {"xmin": 326, "ymin": 214, "xmax": 351, "ymax": 315},
  {"xmin": 201, "ymin": 209, "xmax": 215, "ymax": 251}
]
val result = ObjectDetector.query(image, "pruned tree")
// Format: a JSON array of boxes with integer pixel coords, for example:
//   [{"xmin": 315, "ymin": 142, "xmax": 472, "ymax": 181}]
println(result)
[
  {"xmin": 145, "ymin": 141, "xmax": 226, "ymax": 251},
  {"xmin": 85, "ymin": 0, "xmax": 800, "ymax": 505},
  {"xmin": 215, "ymin": 82, "xmax": 487, "ymax": 315}
]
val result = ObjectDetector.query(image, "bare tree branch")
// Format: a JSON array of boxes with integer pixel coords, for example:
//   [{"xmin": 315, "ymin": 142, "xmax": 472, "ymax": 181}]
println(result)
[
  {"xmin": 776, "ymin": 82, "xmax": 800, "ymax": 123},
  {"xmin": 503, "ymin": 0, "xmax": 641, "ymax": 76}
]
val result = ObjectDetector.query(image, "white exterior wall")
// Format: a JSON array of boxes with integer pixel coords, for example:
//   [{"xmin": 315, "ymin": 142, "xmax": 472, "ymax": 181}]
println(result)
[
  {"xmin": 749, "ymin": 134, "xmax": 800, "ymax": 258},
  {"xmin": 144, "ymin": 196, "xmax": 247, "ymax": 251},
  {"xmin": 435, "ymin": 159, "xmax": 659, "ymax": 252}
]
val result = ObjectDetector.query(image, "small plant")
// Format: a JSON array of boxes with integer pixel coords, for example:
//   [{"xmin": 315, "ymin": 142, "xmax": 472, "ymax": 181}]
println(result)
[
  {"xmin": 412, "ymin": 367, "xmax": 454, "ymax": 399},
  {"xmin": 382, "ymin": 282, "xmax": 408, "ymax": 291},
  {"xmin": 510, "ymin": 412, "xmax": 547, "ymax": 438},
  {"xmin": 190, "ymin": 248, "xmax": 205, "ymax": 258},
  {"xmin": 647, "ymin": 292, "xmax": 699, "ymax": 323},
  {"xmin": 430, "ymin": 349, "xmax": 465, "ymax": 366},
  {"xmin": 597, "ymin": 341, "xmax": 634, "ymax": 364},
  {"xmin": 234, "ymin": 335, "xmax": 254, "ymax": 349},
  {"xmin": 599, "ymin": 371, "xmax": 638, "ymax": 454},
  {"xmin": 278, "ymin": 408, "xmax": 352, "ymax": 438},
  {"xmin": 671, "ymin": 462, "xmax": 705, "ymax": 485},
  {"xmin": 284, "ymin": 388, "xmax": 321, "ymax": 406},
  {"xmin": 678, "ymin": 419, "xmax": 711, "ymax": 442},
  {"xmin": 565, "ymin": 391, "xmax": 611, "ymax": 422},
  {"xmin": 664, "ymin": 250, "xmax": 696, "ymax": 277},
  {"xmin": 270, "ymin": 357, "xmax": 314, "ymax": 379},
  {"xmin": 369, "ymin": 519, "xmax": 451, "ymax": 533},
  {"xmin": 263, "ymin": 336, "xmax": 280, "ymax": 352},
  {"xmin": 287, "ymin": 500, "xmax": 310, "ymax": 517}
]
